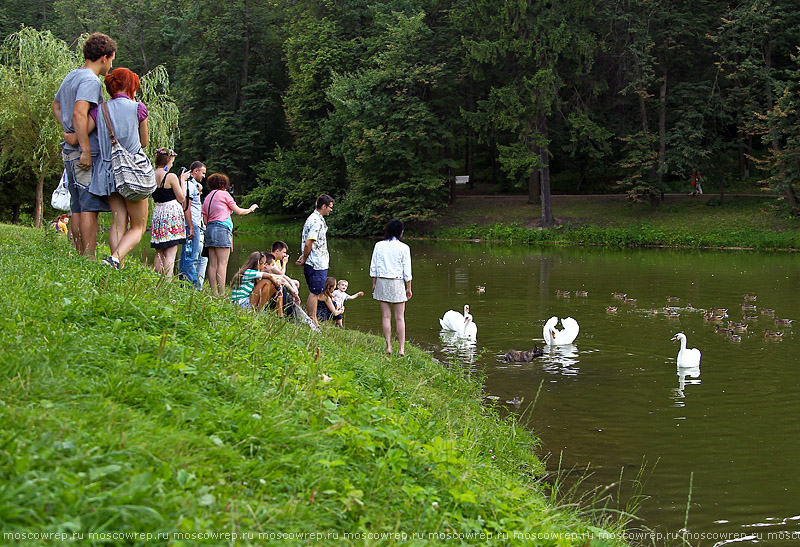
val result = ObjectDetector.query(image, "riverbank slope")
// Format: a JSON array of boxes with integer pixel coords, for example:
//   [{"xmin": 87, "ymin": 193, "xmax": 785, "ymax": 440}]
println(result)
[{"xmin": 2, "ymin": 224, "xmax": 630, "ymax": 545}]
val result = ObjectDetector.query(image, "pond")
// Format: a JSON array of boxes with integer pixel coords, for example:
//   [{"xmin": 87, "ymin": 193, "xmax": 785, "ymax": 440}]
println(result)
[{"xmin": 151, "ymin": 233, "xmax": 800, "ymax": 544}]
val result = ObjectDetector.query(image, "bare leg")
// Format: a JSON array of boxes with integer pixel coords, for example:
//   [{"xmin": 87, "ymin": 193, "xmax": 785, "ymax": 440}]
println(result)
[
  {"xmin": 161, "ymin": 246, "xmax": 179, "ymax": 277},
  {"xmin": 108, "ymin": 193, "xmax": 127, "ymax": 258},
  {"xmin": 154, "ymin": 249, "xmax": 167, "ymax": 275},
  {"xmin": 208, "ymin": 247, "xmax": 230, "ymax": 296},
  {"xmin": 251, "ymin": 279, "xmax": 276, "ymax": 310},
  {"xmin": 394, "ymin": 301, "xmax": 406, "ymax": 356},
  {"xmin": 380, "ymin": 301, "xmax": 392, "ymax": 354},
  {"xmin": 80, "ymin": 211, "xmax": 99, "ymax": 257},
  {"xmin": 207, "ymin": 249, "xmax": 219, "ymax": 294},
  {"xmin": 71, "ymin": 211, "xmax": 83, "ymax": 252},
  {"xmin": 306, "ymin": 292, "xmax": 320, "ymax": 326},
  {"xmin": 111, "ymin": 197, "xmax": 147, "ymax": 264}
]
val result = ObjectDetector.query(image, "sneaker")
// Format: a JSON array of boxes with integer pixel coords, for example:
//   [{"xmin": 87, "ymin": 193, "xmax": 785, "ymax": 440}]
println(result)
[{"xmin": 102, "ymin": 256, "xmax": 120, "ymax": 269}]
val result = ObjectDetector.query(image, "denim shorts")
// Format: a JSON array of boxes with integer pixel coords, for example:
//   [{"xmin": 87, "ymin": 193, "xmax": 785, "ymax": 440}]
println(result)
[
  {"xmin": 62, "ymin": 151, "xmax": 109, "ymax": 213},
  {"xmin": 205, "ymin": 221, "xmax": 232, "ymax": 248},
  {"xmin": 303, "ymin": 264, "xmax": 328, "ymax": 295}
]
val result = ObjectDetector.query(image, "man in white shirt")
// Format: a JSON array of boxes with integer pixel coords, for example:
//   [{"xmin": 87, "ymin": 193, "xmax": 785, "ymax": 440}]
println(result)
[
  {"xmin": 178, "ymin": 161, "xmax": 207, "ymax": 288},
  {"xmin": 296, "ymin": 194, "xmax": 334, "ymax": 325}
]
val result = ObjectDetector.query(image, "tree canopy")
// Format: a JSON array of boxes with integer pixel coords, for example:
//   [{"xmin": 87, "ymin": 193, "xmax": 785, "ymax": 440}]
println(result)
[{"xmin": 2, "ymin": 0, "xmax": 799, "ymax": 226}]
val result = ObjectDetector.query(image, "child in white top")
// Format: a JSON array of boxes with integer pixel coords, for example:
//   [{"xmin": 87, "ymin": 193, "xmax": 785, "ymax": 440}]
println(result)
[{"xmin": 331, "ymin": 279, "xmax": 364, "ymax": 328}]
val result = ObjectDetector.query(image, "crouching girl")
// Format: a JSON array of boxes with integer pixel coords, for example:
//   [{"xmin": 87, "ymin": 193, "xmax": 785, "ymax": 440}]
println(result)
[{"xmin": 231, "ymin": 252, "xmax": 283, "ymax": 310}]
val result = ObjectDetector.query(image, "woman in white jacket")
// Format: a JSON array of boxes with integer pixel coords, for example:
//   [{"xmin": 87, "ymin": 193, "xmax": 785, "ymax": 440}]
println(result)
[{"xmin": 369, "ymin": 219, "xmax": 413, "ymax": 356}]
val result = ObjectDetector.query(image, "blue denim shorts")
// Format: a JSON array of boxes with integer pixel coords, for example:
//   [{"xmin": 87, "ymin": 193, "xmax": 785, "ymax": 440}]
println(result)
[
  {"xmin": 303, "ymin": 265, "xmax": 328, "ymax": 295},
  {"xmin": 205, "ymin": 221, "xmax": 232, "ymax": 248}
]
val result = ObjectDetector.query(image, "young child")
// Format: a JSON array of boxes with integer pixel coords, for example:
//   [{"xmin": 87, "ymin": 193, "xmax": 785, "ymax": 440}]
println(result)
[
  {"xmin": 331, "ymin": 279, "xmax": 364, "ymax": 328},
  {"xmin": 51, "ymin": 214, "xmax": 69, "ymax": 234},
  {"xmin": 231, "ymin": 251, "xmax": 282, "ymax": 310},
  {"xmin": 317, "ymin": 277, "xmax": 345, "ymax": 325}
]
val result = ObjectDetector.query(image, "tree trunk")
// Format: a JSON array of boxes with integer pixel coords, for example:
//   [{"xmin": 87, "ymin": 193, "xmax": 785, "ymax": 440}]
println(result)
[
  {"xmin": 539, "ymin": 116, "xmax": 555, "ymax": 227},
  {"xmin": 527, "ymin": 169, "xmax": 540, "ymax": 205},
  {"xmin": 738, "ymin": 129, "xmax": 749, "ymax": 180},
  {"xmin": 34, "ymin": 173, "xmax": 44, "ymax": 228},
  {"xmin": 466, "ymin": 80, "xmax": 475, "ymax": 189},
  {"xmin": 489, "ymin": 123, "xmax": 498, "ymax": 186},
  {"xmin": 12, "ymin": 203, "xmax": 21, "ymax": 224},
  {"xmin": 786, "ymin": 184, "xmax": 800, "ymax": 216},
  {"xmin": 527, "ymin": 121, "xmax": 540, "ymax": 204},
  {"xmin": 238, "ymin": 0, "xmax": 250, "ymax": 110},
  {"xmin": 658, "ymin": 73, "xmax": 667, "ymax": 183}
]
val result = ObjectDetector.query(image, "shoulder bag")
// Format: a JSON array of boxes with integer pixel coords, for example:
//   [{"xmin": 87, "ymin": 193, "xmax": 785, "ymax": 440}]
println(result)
[
  {"xmin": 51, "ymin": 170, "xmax": 71, "ymax": 211},
  {"xmin": 100, "ymin": 101, "xmax": 156, "ymax": 201},
  {"xmin": 200, "ymin": 190, "xmax": 220, "ymax": 258}
]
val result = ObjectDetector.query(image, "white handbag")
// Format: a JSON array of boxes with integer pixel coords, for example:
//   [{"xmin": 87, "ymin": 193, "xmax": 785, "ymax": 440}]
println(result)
[{"xmin": 51, "ymin": 170, "xmax": 71, "ymax": 211}]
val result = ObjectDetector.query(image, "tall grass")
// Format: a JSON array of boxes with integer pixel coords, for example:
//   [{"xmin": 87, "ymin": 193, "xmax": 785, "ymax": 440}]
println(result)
[{"xmin": 0, "ymin": 225, "xmax": 633, "ymax": 545}]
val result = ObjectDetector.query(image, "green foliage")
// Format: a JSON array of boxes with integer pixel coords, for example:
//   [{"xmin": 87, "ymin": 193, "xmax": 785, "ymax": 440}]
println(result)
[
  {"xmin": 0, "ymin": 27, "xmax": 81, "ymax": 226},
  {"xmin": 138, "ymin": 64, "xmax": 180, "ymax": 155},
  {"xmin": 0, "ymin": 224, "xmax": 631, "ymax": 544},
  {"xmin": 325, "ymin": 10, "xmax": 451, "ymax": 234}
]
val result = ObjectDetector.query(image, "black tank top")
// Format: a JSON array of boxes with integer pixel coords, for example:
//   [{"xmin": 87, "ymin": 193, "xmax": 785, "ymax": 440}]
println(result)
[{"xmin": 152, "ymin": 173, "xmax": 177, "ymax": 203}]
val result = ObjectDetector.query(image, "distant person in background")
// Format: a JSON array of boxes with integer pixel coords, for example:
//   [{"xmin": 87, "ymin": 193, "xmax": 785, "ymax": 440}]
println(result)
[
  {"xmin": 178, "ymin": 161, "xmax": 207, "ymax": 288},
  {"xmin": 370, "ymin": 219, "xmax": 412, "ymax": 356},
  {"xmin": 150, "ymin": 148, "xmax": 189, "ymax": 276},
  {"xmin": 52, "ymin": 32, "xmax": 116, "ymax": 256},
  {"xmin": 296, "ymin": 194, "xmax": 334, "ymax": 326},
  {"xmin": 691, "ymin": 168, "xmax": 704, "ymax": 196},
  {"xmin": 52, "ymin": 214, "xmax": 69, "ymax": 234},
  {"xmin": 202, "ymin": 173, "xmax": 259, "ymax": 296}
]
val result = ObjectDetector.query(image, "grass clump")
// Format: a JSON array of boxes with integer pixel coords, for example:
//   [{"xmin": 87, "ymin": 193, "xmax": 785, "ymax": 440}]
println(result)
[{"xmin": 0, "ymin": 224, "xmax": 631, "ymax": 545}]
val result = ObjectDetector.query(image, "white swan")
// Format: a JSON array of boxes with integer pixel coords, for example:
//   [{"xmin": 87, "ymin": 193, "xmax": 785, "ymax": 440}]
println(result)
[
  {"xmin": 543, "ymin": 316, "xmax": 579, "ymax": 345},
  {"xmin": 440, "ymin": 305, "xmax": 477, "ymax": 340},
  {"xmin": 462, "ymin": 312, "xmax": 477, "ymax": 340},
  {"xmin": 440, "ymin": 305, "xmax": 469, "ymax": 331},
  {"xmin": 671, "ymin": 332, "xmax": 701, "ymax": 368}
]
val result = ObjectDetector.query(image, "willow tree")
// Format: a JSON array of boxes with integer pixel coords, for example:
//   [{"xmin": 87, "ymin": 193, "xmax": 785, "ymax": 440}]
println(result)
[
  {"xmin": 0, "ymin": 27, "xmax": 79, "ymax": 227},
  {"xmin": 0, "ymin": 28, "xmax": 180, "ymax": 227},
  {"xmin": 138, "ymin": 64, "xmax": 180, "ymax": 156}
]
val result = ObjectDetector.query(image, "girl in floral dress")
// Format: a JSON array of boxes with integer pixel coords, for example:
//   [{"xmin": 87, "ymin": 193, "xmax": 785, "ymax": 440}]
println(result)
[{"xmin": 150, "ymin": 148, "xmax": 190, "ymax": 276}]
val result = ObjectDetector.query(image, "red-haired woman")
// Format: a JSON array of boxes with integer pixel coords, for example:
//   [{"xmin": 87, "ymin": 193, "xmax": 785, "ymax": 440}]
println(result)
[
  {"xmin": 63, "ymin": 67, "xmax": 151, "ymax": 268},
  {"xmin": 202, "ymin": 173, "xmax": 259, "ymax": 295}
]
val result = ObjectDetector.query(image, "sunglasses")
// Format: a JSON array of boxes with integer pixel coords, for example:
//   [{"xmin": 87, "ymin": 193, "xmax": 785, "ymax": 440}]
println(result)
[{"xmin": 156, "ymin": 148, "xmax": 177, "ymax": 156}]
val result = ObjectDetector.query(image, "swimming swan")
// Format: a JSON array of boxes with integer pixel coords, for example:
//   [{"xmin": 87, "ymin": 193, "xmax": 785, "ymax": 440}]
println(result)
[
  {"xmin": 671, "ymin": 332, "xmax": 701, "ymax": 368},
  {"xmin": 440, "ymin": 305, "xmax": 477, "ymax": 340},
  {"xmin": 543, "ymin": 316, "xmax": 580, "ymax": 345}
]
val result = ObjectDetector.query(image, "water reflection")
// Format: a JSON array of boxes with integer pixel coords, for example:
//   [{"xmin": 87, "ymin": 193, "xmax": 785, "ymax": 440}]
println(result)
[
  {"xmin": 673, "ymin": 365, "xmax": 701, "ymax": 402},
  {"xmin": 541, "ymin": 344, "xmax": 580, "ymax": 376},
  {"xmin": 439, "ymin": 330, "xmax": 478, "ymax": 369}
]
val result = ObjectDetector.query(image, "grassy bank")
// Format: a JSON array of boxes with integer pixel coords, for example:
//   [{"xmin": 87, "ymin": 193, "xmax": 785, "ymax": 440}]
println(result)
[
  {"xmin": 1, "ymin": 225, "xmax": 632, "ymax": 545},
  {"xmin": 421, "ymin": 194, "xmax": 799, "ymax": 250}
]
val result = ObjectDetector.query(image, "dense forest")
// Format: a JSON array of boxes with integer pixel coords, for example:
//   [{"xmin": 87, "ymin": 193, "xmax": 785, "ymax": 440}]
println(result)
[{"xmin": 1, "ymin": 0, "xmax": 799, "ymax": 232}]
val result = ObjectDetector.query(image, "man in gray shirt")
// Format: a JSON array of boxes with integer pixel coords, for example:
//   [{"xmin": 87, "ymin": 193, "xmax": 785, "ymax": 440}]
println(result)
[{"xmin": 52, "ymin": 32, "xmax": 116, "ymax": 256}]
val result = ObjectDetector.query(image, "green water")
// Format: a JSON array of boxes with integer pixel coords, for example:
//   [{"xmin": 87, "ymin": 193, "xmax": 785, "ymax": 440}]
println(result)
[{"xmin": 161, "ymin": 233, "xmax": 800, "ymax": 544}]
